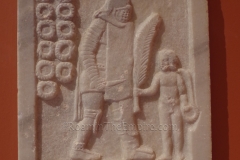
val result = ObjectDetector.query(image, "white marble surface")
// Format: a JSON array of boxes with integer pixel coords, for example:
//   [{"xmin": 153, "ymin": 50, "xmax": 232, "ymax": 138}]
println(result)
[{"xmin": 18, "ymin": 0, "xmax": 211, "ymax": 160}]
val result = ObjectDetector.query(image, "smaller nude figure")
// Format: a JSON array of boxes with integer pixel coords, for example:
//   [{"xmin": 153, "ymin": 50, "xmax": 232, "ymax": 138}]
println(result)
[{"xmin": 135, "ymin": 49, "xmax": 199, "ymax": 160}]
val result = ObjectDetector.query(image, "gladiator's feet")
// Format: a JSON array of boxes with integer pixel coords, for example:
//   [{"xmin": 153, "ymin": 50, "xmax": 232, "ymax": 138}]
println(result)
[
  {"xmin": 70, "ymin": 143, "xmax": 101, "ymax": 160},
  {"xmin": 129, "ymin": 145, "xmax": 155, "ymax": 160},
  {"xmin": 156, "ymin": 154, "xmax": 172, "ymax": 160}
]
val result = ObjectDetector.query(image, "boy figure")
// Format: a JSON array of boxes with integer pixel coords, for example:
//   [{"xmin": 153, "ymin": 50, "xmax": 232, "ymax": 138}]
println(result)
[{"xmin": 135, "ymin": 49, "xmax": 196, "ymax": 160}]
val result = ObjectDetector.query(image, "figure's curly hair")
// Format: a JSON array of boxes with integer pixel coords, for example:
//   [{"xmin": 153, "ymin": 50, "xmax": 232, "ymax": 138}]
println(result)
[{"xmin": 158, "ymin": 49, "xmax": 181, "ymax": 70}]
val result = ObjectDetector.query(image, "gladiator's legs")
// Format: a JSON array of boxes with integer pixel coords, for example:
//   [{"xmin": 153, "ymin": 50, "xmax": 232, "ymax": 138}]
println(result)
[
  {"xmin": 172, "ymin": 107, "xmax": 184, "ymax": 160},
  {"xmin": 111, "ymin": 98, "xmax": 155, "ymax": 160},
  {"xmin": 70, "ymin": 92, "xmax": 104, "ymax": 160}
]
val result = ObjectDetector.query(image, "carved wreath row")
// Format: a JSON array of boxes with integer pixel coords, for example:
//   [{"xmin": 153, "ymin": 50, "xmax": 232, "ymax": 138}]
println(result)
[{"xmin": 36, "ymin": 0, "xmax": 76, "ymax": 100}]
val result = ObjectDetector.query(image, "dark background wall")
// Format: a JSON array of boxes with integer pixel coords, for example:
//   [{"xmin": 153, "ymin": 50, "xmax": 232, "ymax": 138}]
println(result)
[{"xmin": 0, "ymin": 0, "xmax": 239, "ymax": 159}]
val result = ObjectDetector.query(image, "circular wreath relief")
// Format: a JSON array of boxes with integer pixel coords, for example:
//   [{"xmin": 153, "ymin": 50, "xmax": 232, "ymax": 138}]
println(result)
[
  {"xmin": 37, "ymin": 20, "xmax": 56, "ymax": 40},
  {"xmin": 37, "ymin": 81, "xmax": 58, "ymax": 100},
  {"xmin": 56, "ymin": 21, "xmax": 75, "ymax": 40},
  {"xmin": 55, "ymin": 40, "xmax": 75, "ymax": 61},
  {"xmin": 36, "ymin": 3, "xmax": 54, "ymax": 20},
  {"xmin": 56, "ymin": 3, "xmax": 75, "ymax": 20},
  {"xmin": 36, "ymin": 60, "xmax": 55, "ymax": 80},
  {"xmin": 37, "ymin": 41, "xmax": 55, "ymax": 60},
  {"xmin": 56, "ymin": 62, "xmax": 75, "ymax": 83}
]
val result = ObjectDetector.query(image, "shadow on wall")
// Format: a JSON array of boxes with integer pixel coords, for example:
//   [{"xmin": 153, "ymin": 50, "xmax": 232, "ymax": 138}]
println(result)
[{"xmin": 209, "ymin": 0, "xmax": 229, "ymax": 159}]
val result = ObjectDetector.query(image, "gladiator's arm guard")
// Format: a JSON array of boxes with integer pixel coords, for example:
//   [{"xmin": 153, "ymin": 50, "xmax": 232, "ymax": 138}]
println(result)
[{"xmin": 80, "ymin": 18, "xmax": 106, "ymax": 88}]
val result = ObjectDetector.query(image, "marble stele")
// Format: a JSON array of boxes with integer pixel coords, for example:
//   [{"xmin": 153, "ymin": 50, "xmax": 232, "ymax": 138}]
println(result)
[{"xmin": 18, "ymin": 0, "xmax": 211, "ymax": 160}]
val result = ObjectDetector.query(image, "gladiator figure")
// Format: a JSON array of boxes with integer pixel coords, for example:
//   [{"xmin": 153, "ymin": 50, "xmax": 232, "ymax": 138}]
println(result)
[
  {"xmin": 70, "ymin": 0, "xmax": 155, "ymax": 159},
  {"xmin": 135, "ymin": 49, "xmax": 199, "ymax": 160}
]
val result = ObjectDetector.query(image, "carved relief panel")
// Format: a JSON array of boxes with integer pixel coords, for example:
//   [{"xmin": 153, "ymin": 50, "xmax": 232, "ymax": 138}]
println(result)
[{"xmin": 18, "ymin": 0, "xmax": 211, "ymax": 160}]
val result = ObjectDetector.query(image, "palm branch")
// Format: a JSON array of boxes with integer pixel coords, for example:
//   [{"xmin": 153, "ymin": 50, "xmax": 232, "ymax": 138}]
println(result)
[{"xmin": 133, "ymin": 13, "xmax": 162, "ymax": 113}]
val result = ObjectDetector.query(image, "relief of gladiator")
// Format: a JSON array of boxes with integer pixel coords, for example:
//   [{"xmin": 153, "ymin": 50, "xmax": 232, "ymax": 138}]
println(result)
[{"xmin": 70, "ymin": 0, "xmax": 160, "ymax": 159}]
